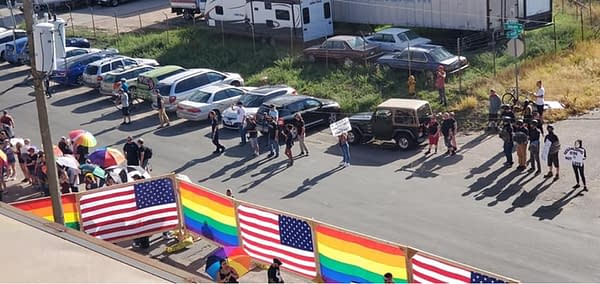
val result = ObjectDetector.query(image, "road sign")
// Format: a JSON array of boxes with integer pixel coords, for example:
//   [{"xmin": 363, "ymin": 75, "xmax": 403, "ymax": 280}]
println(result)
[
  {"xmin": 504, "ymin": 19, "xmax": 524, "ymax": 40},
  {"xmin": 505, "ymin": 38, "xmax": 525, "ymax": 57},
  {"xmin": 506, "ymin": 30, "xmax": 520, "ymax": 39}
]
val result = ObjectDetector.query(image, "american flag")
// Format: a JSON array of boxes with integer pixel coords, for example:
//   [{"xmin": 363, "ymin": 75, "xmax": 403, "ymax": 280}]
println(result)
[
  {"xmin": 412, "ymin": 253, "xmax": 505, "ymax": 284},
  {"xmin": 237, "ymin": 205, "xmax": 316, "ymax": 278},
  {"xmin": 79, "ymin": 178, "xmax": 179, "ymax": 242}
]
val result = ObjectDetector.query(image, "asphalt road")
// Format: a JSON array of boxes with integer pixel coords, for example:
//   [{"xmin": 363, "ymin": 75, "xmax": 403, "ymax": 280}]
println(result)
[{"xmin": 1, "ymin": 63, "xmax": 600, "ymax": 282}]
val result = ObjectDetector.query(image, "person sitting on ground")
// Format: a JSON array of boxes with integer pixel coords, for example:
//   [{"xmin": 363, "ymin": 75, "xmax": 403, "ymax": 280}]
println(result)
[{"xmin": 217, "ymin": 259, "xmax": 239, "ymax": 283}]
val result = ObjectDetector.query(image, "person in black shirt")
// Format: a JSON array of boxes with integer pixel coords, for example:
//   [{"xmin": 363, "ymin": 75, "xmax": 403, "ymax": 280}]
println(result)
[
  {"xmin": 283, "ymin": 124, "xmax": 294, "ymax": 166},
  {"xmin": 499, "ymin": 117, "xmax": 514, "ymax": 166},
  {"xmin": 513, "ymin": 119, "xmax": 529, "ymax": 171},
  {"xmin": 425, "ymin": 115, "xmax": 440, "ymax": 154},
  {"xmin": 210, "ymin": 111, "xmax": 225, "ymax": 154},
  {"xmin": 245, "ymin": 116, "xmax": 259, "ymax": 156},
  {"xmin": 528, "ymin": 120, "xmax": 542, "ymax": 174},
  {"xmin": 123, "ymin": 136, "xmax": 140, "ymax": 166},
  {"xmin": 500, "ymin": 104, "xmax": 516, "ymax": 123},
  {"xmin": 267, "ymin": 258, "xmax": 284, "ymax": 283},
  {"xmin": 57, "ymin": 136, "xmax": 73, "ymax": 155},
  {"xmin": 440, "ymin": 113, "xmax": 456, "ymax": 155},
  {"xmin": 294, "ymin": 113, "xmax": 308, "ymax": 156},
  {"xmin": 543, "ymin": 124, "xmax": 561, "ymax": 181},
  {"xmin": 266, "ymin": 116, "xmax": 279, "ymax": 158},
  {"xmin": 75, "ymin": 144, "xmax": 88, "ymax": 165}
]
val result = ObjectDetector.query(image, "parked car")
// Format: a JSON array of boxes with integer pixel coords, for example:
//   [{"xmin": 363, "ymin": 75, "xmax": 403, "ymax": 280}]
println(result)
[
  {"xmin": 375, "ymin": 44, "xmax": 469, "ymax": 76},
  {"xmin": 348, "ymin": 98, "xmax": 432, "ymax": 150},
  {"xmin": 0, "ymin": 28, "xmax": 27, "ymax": 61},
  {"xmin": 82, "ymin": 56, "xmax": 159, "ymax": 89},
  {"xmin": 131, "ymin": 65, "xmax": 186, "ymax": 101},
  {"xmin": 66, "ymin": 37, "xmax": 91, "ymax": 48},
  {"xmin": 255, "ymin": 95, "xmax": 340, "ymax": 136},
  {"xmin": 365, "ymin": 27, "xmax": 431, "ymax": 52},
  {"xmin": 65, "ymin": 47, "xmax": 102, "ymax": 58},
  {"xmin": 155, "ymin": 68, "xmax": 244, "ymax": 112},
  {"xmin": 303, "ymin": 35, "xmax": 383, "ymax": 65},
  {"xmin": 99, "ymin": 65, "xmax": 156, "ymax": 95},
  {"xmin": 2, "ymin": 37, "xmax": 28, "ymax": 65},
  {"xmin": 50, "ymin": 50, "xmax": 119, "ymax": 85},
  {"xmin": 222, "ymin": 85, "xmax": 297, "ymax": 129},
  {"xmin": 97, "ymin": 0, "xmax": 137, "ymax": 7},
  {"xmin": 176, "ymin": 83, "xmax": 247, "ymax": 121}
]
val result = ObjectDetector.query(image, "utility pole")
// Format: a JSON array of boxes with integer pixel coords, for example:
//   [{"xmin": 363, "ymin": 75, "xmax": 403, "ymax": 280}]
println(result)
[{"xmin": 23, "ymin": 0, "xmax": 64, "ymax": 225}]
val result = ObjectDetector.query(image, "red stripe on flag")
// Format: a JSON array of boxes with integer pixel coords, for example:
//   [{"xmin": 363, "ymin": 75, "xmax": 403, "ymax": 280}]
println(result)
[
  {"xmin": 79, "ymin": 189, "xmax": 134, "ymax": 205},
  {"xmin": 412, "ymin": 255, "xmax": 470, "ymax": 283},
  {"xmin": 241, "ymin": 237, "xmax": 316, "ymax": 273},
  {"xmin": 238, "ymin": 226, "xmax": 315, "ymax": 264},
  {"xmin": 80, "ymin": 200, "xmax": 136, "ymax": 222},
  {"xmin": 84, "ymin": 207, "xmax": 177, "ymax": 231},
  {"xmin": 103, "ymin": 222, "xmax": 178, "ymax": 242}
]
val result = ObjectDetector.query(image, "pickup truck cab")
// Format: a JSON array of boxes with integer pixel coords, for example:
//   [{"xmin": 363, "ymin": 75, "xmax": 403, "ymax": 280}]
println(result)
[{"xmin": 348, "ymin": 98, "xmax": 432, "ymax": 150}]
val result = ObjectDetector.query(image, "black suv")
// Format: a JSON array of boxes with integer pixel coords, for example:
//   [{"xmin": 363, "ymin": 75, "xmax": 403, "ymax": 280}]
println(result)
[
  {"xmin": 348, "ymin": 99, "xmax": 432, "ymax": 150},
  {"xmin": 255, "ymin": 95, "xmax": 341, "ymax": 135}
]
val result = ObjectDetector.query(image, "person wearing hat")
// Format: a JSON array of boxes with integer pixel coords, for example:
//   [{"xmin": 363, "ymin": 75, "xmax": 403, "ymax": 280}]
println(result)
[
  {"xmin": 267, "ymin": 258, "xmax": 284, "ymax": 283},
  {"xmin": 499, "ymin": 116, "xmax": 514, "ymax": 166},
  {"xmin": 543, "ymin": 124, "xmax": 561, "ymax": 180},
  {"xmin": 499, "ymin": 104, "xmax": 515, "ymax": 123},
  {"xmin": 154, "ymin": 88, "xmax": 170, "ymax": 128},
  {"xmin": 513, "ymin": 119, "xmax": 529, "ymax": 171},
  {"xmin": 84, "ymin": 173, "xmax": 99, "ymax": 191},
  {"xmin": 528, "ymin": 119, "xmax": 542, "ymax": 174},
  {"xmin": 435, "ymin": 65, "xmax": 447, "ymax": 107},
  {"xmin": 119, "ymin": 78, "xmax": 129, "ymax": 93}
]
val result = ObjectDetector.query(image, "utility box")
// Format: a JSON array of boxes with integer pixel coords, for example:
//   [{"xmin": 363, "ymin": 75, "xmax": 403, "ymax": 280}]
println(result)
[
  {"xmin": 33, "ymin": 22, "xmax": 55, "ymax": 72},
  {"xmin": 51, "ymin": 18, "xmax": 66, "ymax": 59}
]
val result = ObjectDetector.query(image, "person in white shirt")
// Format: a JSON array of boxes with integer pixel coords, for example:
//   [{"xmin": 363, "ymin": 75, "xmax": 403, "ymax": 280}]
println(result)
[
  {"xmin": 235, "ymin": 101, "xmax": 247, "ymax": 144},
  {"xmin": 268, "ymin": 104, "xmax": 279, "ymax": 121},
  {"xmin": 565, "ymin": 139, "xmax": 587, "ymax": 191},
  {"xmin": 533, "ymin": 80, "xmax": 545, "ymax": 120}
]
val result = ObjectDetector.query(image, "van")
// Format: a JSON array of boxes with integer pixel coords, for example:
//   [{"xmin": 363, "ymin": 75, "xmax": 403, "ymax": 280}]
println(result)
[
  {"xmin": 3, "ymin": 37, "xmax": 28, "ymax": 65},
  {"xmin": 82, "ymin": 56, "xmax": 159, "ymax": 89}
]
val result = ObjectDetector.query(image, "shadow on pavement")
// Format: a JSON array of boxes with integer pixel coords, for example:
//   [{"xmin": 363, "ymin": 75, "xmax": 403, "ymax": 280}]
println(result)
[
  {"xmin": 1, "ymin": 98, "xmax": 35, "ymax": 111},
  {"xmin": 281, "ymin": 166, "xmax": 345, "ymax": 199},
  {"xmin": 154, "ymin": 119, "xmax": 205, "ymax": 137},
  {"xmin": 0, "ymin": 68, "xmax": 29, "ymax": 82},
  {"xmin": 463, "ymin": 165, "xmax": 509, "ymax": 196},
  {"xmin": 504, "ymin": 178, "xmax": 555, "ymax": 213},
  {"xmin": 324, "ymin": 141, "xmax": 419, "ymax": 167},
  {"xmin": 51, "ymin": 89, "xmax": 97, "ymax": 107},
  {"xmin": 397, "ymin": 152, "xmax": 464, "ymax": 180},
  {"xmin": 238, "ymin": 159, "xmax": 288, "ymax": 193},
  {"xmin": 198, "ymin": 155, "xmax": 254, "ymax": 183},
  {"xmin": 473, "ymin": 169, "xmax": 521, "ymax": 200},
  {"xmin": 456, "ymin": 132, "xmax": 495, "ymax": 154},
  {"xmin": 464, "ymin": 152, "xmax": 504, "ymax": 179},
  {"xmin": 172, "ymin": 154, "xmax": 219, "ymax": 174},
  {"xmin": 532, "ymin": 188, "xmax": 586, "ymax": 220},
  {"xmin": 223, "ymin": 154, "xmax": 276, "ymax": 182},
  {"xmin": 487, "ymin": 171, "xmax": 537, "ymax": 207},
  {"xmin": 72, "ymin": 97, "xmax": 115, "ymax": 114}
]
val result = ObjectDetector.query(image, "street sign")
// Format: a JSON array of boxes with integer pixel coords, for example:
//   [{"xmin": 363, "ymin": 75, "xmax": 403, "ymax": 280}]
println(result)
[
  {"xmin": 504, "ymin": 19, "xmax": 524, "ymax": 40},
  {"xmin": 505, "ymin": 38, "xmax": 525, "ymax": 57}
]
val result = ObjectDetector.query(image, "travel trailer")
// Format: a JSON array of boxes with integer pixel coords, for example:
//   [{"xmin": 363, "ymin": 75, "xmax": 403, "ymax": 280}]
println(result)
[{"xmin": 203, "ymin": 0, "xmax": 333, "ymax": 42}]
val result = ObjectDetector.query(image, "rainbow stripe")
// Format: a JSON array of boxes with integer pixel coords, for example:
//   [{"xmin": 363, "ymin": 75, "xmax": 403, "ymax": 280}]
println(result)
[
  {"xmin": 316, "ymin": 225, "xmax": 407, "ymax": 283},
  {"xmin": 11, "ymin": 194, "xmax": 80, "ymax": 229},
  {"xmin": 179, "ymin": 180, "xmax": 239, "ymax": 246}
]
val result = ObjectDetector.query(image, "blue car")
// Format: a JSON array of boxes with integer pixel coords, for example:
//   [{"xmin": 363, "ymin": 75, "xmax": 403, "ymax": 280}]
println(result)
[
  {"xmin": 3, "ymin": 37, "xmax": 28, "ymax": 65},
  {"xmin": 375, "ymin": 44, "xmax": 469, "ymax": 75},
  {"xmin": 51, "ymin": 51, "xmax": 118, "ymax": 85}
]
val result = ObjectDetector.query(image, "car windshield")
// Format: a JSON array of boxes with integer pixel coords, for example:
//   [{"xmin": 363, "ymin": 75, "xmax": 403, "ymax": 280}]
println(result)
[
  {"xmin": 239, "ymin": 94, "xmax": 265, "ymax": 108},
  {"xmin": 429, "ymin": 47, "xmax": 454, "ymax": 62},
  {"xmin": 156, "ymin": 69, "xmax": 185, "ymax": 81},
  {"xmin": 157, "ymin": 84, "xmax": 172, "ymax": 96},
  {"xmin": 400, "ymin": 30, "xmax": 420, "ymax": 40},
  {"xmin": 189, "ymin": 91, "xmax": 212, "ymax": 103},
  {"xmin": 104, "ymin": 74, "xmax": 116, "ymax": 83},
  {"xmin": 346, "ymin": 37, "xmax": 367, "ymax": 50}
]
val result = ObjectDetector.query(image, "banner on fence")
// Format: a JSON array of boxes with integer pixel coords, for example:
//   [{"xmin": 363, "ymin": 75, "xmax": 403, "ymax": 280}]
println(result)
[
  {"xmin": 410, "ymin": 251, "xmax": 509, "ymax": 283},
  {"xmin": 78, "ymin": 176, "xmax": 179, "ymax": 242},
  {"xmin": 315, "ymin": 224, "xmax": 408, "ymax": 283},
  {"xmin": 178, "ymin": 180, "xmax": 239, "ymax": 247},
  {"xmin": 237, "ymin": 204, "xmax": 317, "ymax": 278},
  {"xmin": 10, "ymin": 194, "xmax": 80, "ymax": 229}
]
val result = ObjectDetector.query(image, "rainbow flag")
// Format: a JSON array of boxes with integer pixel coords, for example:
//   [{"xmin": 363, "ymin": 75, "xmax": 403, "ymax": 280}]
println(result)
[
  {"xmin": 316, "ymin": 225, "xmax": 407, "ymax": 283},
  {"xmin": 178, "ymin": 180, "xmax": 239, "ymax": 246},
  {"xmin": 11, "ymin": 194, "xmax": 80, "ymax": 230}
]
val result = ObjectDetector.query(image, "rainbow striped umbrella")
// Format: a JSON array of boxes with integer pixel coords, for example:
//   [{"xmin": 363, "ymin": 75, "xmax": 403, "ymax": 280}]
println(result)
[
  {"xmin": 205, "ymin": 246, "xmax": 251, "ymax": 281},
  {"xmin": 87, "ymin": 147, "xmax": 125, "ymax": 168},
  {"xmin": 0, "ymin": 150, "xmax": 6, "ymax": 166},
  {"xmin": 72, "ymin": 131, "xmax": 97, "ymax": 147},
  {"xmin": 68, "ymin": 129, "xmax": 86, "ymax": 141}
]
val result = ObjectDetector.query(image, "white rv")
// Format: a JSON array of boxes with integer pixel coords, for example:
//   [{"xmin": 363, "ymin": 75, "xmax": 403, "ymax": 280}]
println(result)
[{"xmin": 204, "ymin": 0, "xmax": 333, "ymax": 42}]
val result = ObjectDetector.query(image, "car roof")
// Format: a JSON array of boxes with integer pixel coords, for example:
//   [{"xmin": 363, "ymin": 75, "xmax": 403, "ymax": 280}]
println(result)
[
  {"xmin": 248, "ymin": 85, "xmax": 292, "ymax": 95},
  {"xmin": 106, "ymin": 65, "xmax": 152, "ymax": 76},
  {"xmin": 405, "ymin": 44, "xmax": 444, "ymax": 52},
  {"xmin": 158, "ymin": 68, "xmax": 216, "ymax": 84},
  {"xmin": 328, "ymin": 35, "xmax": 360, "ymax": 41},
  {"xmin": 196, "ymin": 82, "xmax": 235, "ymax": 93},
  {"xmin": 375, "ymin": 27, "xmax": 410, "ymax": 34},
  {"xmin": 88, "ymin": 55, "xmax": 126, "ymax": 66},
  {"xmin": 0, "ymin": 28, "xmax": 25, "ymax": 35},
  {"xmin": 378, "ymin": 98, "xmax": 429, "ymax": 109},
  {"xmin": 142, "ymin": 65, "xmax": 184, "ymax": 76}
]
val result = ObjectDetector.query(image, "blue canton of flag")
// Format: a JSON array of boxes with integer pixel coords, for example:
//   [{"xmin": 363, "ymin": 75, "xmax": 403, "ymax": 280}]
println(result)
[
  {"xmin": 471, "ymin": 271, "xmax": 505, "ymax": 283},
  {"xmin": 279, "ymin": 215, "xmax": 314, "ymax": 252},
  {"xmin": 134, "ymin": 178, "xmax": 176, "ymax": 209}
]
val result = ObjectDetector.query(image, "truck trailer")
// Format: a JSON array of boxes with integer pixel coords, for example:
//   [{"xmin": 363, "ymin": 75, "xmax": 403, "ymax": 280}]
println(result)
[
  {"xmin": 333, "ymin": 0, "xmax": 553, "ymax": 31},
  {"xmin": 170, "ymin": 0, "xmax": 206, "ymax": 20}
]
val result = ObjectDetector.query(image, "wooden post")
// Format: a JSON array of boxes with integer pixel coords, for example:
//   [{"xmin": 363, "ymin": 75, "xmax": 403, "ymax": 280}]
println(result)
[
  {"xmin": 553, "ymin": 16, "xmax": 558, "ymax": 55},
  {"xmin": 232, "ymin": 198, "xmax": 244, "ymax": 249},
  {"xmin": 171, "ymin": 174, "xmax": 187, "ymax": 241},
  {"xmin": 492, "ymin": 33, "xmax": 497, "ymax": 77},
  {"xmin": 90, "ymin": 6, "xmax": 96, "ymax": 39},
  {"xmin": 404, "ymin": 247, "xmax": 417, "ymax": 283},
  {"xmin": 138, "ymin": 13, "xmax": 143, "ymax": 31},
  {"xmin": 114, "ymin": 12, "xmax": 119, "ymax": 39},
  {"xmin": 581, "ymin": 6, "xmax": 585, "ymax": 41},
  {"xmin": 308, "ymin": 219, "xmax": 323, "ymax": 282}
]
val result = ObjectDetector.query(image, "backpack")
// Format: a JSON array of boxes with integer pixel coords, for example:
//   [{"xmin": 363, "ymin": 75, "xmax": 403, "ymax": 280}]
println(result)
[{"xmin": 144, "ymin": 147, "xmax": 153, "ymax": 159}]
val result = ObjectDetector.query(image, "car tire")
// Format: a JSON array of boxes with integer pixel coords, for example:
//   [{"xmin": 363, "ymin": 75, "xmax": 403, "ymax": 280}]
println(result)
[
  {"xmin": 347, "ymin": 129, "xmax": 361, "ymax": 145},
  {"xmin": 110, "ymin": 0, "xmax": 118, "ymax": 6},
  {"xmin": 183, "ymin": 10, "xmax": 194, "ymax": 20},
  {"xmin": 306, "ymin": 54, "xmax": 316, "ymax": 63},
  {"xmin": 395, "ymin": 133, "xmax": 413, "ymax": 151}
]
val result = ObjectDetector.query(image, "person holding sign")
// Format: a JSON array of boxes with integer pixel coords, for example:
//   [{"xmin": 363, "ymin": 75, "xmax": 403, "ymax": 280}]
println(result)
[
  {"xmin": 564, "ymin": 139, "xmax": 587, "ymax": 191},
  {"xmin": 543, "ymin": 125, "xmax": 561, "ymax": 181}
]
